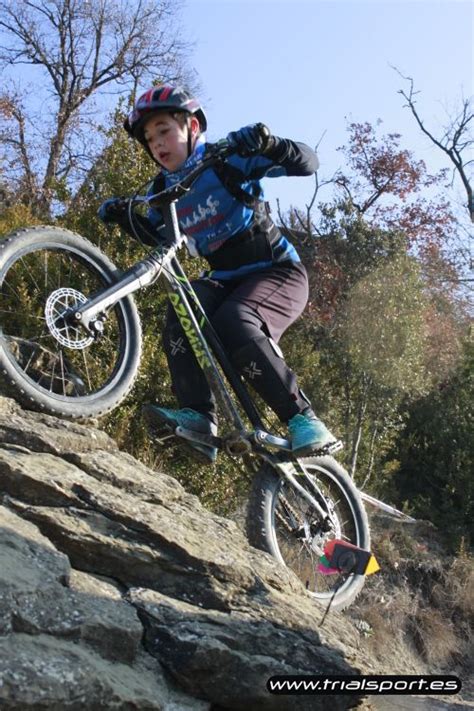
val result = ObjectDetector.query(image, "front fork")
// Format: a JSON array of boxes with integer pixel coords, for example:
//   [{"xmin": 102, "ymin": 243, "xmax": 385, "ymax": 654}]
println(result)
[
  {"xmin": 274, "ymin": 460, "xmax": 331, "ymax": 521},
  {"xmin": 71, "ymin": 246, "xmax": 179, "ymax": 334}
]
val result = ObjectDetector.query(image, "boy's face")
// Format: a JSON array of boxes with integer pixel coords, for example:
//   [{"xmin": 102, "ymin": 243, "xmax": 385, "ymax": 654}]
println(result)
[{"xmin": 143, "ymin": 112, "xmax": 198, "ymax": 171}]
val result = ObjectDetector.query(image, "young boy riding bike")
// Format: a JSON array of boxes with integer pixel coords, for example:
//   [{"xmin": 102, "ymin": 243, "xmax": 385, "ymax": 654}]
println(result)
[{"xmin": 98, "ymin": 84, "xmax": 337, "ymax": 463}]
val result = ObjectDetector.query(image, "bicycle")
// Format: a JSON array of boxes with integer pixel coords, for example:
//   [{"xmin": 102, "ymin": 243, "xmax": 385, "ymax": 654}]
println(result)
[{"xmin": 0, "ymin": 141, "xmax": 370, "ymax": 610}]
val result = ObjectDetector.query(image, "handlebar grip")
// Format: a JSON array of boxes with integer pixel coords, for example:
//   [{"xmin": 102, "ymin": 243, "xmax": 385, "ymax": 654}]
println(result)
[{"xmin": 256, "ymin": 123, "xmax": 271, "ymax": 151}]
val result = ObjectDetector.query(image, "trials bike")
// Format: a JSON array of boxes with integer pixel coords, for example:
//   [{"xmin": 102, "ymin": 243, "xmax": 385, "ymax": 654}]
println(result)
[{"xmin": 0, "ymin": 142, "xmax": 370, "ymax": 610}]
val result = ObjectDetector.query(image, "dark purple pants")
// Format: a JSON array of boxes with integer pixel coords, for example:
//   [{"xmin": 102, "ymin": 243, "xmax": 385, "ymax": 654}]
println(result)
[{"xmin": 162, "ymin": 261, "xmax": 312, "ymax": 423}]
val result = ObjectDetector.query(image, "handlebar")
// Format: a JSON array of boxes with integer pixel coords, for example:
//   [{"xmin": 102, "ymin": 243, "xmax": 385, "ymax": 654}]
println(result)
[{"xmin": 127, "ymin": 140, "xmax": 236, "ymax": 211}]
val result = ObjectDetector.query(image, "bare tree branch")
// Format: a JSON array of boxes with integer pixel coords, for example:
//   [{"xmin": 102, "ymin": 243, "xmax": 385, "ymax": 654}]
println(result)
[
  {"xmin": 0, "ymin": 0, "xmax": 191, "ymax": 215},
  {"xmin": 394, "ymin": 67, "xmax": 474, "ymax": 222},
  {"xmin": 334, "ymin": 173, "xmax": 363, "ymax": 214},
  {"xmin": 276, "ymin": 132, "xmax": 339, "ymax": 242},
  {"xmin": 0, "ymin": 92, "xmax": 37, "ymax": 201}
]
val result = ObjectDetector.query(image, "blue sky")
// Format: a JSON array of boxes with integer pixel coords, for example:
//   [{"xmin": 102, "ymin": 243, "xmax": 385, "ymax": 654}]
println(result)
[
  {"xmin": 181, "ymin": 0, "xmax": 473, "ymax": 214},
  {"xmin": 1, "ymin": 0, "xmax": 472, "ymax": 217}
]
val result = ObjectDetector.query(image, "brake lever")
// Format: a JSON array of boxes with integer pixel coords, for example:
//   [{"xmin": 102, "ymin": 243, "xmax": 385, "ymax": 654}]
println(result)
[{"xmin": 210, "ymin": 138, "xmax": 234, "ymax": 158}]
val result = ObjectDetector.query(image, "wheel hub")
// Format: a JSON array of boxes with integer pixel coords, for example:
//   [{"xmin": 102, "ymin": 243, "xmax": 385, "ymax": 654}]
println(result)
[{"xmin": 45, "ymin": 288, "xmax": 94, "ymax": 349}]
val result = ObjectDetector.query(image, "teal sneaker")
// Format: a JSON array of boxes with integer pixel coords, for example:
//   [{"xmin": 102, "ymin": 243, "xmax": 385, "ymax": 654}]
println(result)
[
  {"xmin": 143, "ymin": 405, "xmax": 217, "ymax": 464},
  {"xmin": 288, "ymin": 412, "xmax": 337, "ymax": 456}
]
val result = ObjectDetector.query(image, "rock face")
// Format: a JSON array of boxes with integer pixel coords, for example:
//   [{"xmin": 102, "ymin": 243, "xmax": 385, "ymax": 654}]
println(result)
[{"xmin": 0, "ymin": 396, "xmax": 372, "ymax": 710}]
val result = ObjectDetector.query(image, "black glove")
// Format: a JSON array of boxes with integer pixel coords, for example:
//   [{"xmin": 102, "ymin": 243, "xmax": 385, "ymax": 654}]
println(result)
[
  {"xmin": 226, "ymin": 123, "xmax": 274, "ymax": 157},
  {"xmin": 97, "ymin": 197, "xmax": 128, "ymax": 224},
  {"xmin": 98, "ymin": 197, "xmax": 167, "ymax": 247}
]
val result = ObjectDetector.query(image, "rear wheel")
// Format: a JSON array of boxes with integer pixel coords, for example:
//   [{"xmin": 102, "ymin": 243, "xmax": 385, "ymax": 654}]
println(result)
[
  {"xmin": 0, "ymin": 226, "xmax": 141, "ymax": 419},
  {"xmin": 247, "ymin": 456, "xmax": 370, "ymax": 610}
]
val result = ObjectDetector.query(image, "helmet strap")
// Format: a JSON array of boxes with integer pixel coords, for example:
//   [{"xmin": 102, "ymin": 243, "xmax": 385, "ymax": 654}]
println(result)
[{"xmin": 186, "ymin": 116, "xmax": 193, "ymax": 157}]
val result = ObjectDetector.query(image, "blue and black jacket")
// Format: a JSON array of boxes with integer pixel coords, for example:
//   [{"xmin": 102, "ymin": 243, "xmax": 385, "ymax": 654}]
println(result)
[{"xmin": 127, "ymin": 135, "xmax": 318, "ymax": 281}]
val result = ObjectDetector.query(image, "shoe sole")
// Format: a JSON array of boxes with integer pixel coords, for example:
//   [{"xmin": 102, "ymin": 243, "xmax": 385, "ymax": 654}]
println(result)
[{"xmin": 292, "ymin": 440, "xmax": 339, "ymax": 458}]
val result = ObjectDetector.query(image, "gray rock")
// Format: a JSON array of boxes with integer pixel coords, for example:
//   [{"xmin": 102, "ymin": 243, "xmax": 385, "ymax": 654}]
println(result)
[
  {"xmin": 0, "ymin": 505, "xmax": 70, "ymax": 636},
  {"xmin": 0, "ymin": 396, "xmax": 373, "ymax": 709},
  {"xmin": 65, "ymin": 449, "xmax": 195, "ymax": 506},
  {"xmin": 130, "ymin": 587, "xmax": 361, "ymax": 711},
  {"xmin": 0, "ymin": 445, "xmax": 301, "ymax": 609},
  {"xmin": 0, "ymin": 505, "xmax": 141, "ymax": 663},
  {"xmin": 0, "ymin": 634, "xmax": 209, "ymax": 710},
  {"xmin": 0, "ymin": 396, "xmax": 116, "ymax": 455}
]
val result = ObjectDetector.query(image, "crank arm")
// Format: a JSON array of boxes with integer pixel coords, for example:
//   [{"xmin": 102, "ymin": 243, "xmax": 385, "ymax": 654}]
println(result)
[
  {"xmin": 254, "ymin": 430, "xmax": 343, "ymax": 456},
  {"xmin": 254, "ymin": 429, "xmax": 291, "ymax": 451},
  {"xmin": 176, "ymin": 426, "xmax": 254, "ymax": 456},
  {"xmin": 151, "ymin": 431, "xmax": 176, "ymax": 446}
]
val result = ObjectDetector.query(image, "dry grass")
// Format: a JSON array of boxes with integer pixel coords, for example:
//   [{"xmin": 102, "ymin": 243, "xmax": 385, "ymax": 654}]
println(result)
[
  {"xmin": 353, "ymin": 577, "xmax": 418, "ymax": 655},
  {"xmin": 350, "ymin": 515, "xmax": 473, "ymax": 677},
  {"xmin": 431, "ymin": 556, "xmax": 474, "ymax": 618},
  {"xmin": 411, "ymin": 607, "xmax": 460, "ymax": 665}
]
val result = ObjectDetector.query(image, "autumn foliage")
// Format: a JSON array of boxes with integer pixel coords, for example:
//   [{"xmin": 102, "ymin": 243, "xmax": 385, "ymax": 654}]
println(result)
[{"xmin": 335, "ymin": 122, "xmax": 456, "ymax": 245}]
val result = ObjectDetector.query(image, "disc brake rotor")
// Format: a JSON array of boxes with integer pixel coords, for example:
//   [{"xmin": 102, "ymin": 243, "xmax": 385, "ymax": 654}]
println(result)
[{"xmin": 45, "ymin": 288, "xmax": 94, "ymax": 350}]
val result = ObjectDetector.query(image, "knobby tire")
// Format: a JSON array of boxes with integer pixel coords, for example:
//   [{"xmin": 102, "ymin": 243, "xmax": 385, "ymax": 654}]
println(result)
[{"xmin": 0, "ymin": 226, "xmax": 142, "ymax": 419}]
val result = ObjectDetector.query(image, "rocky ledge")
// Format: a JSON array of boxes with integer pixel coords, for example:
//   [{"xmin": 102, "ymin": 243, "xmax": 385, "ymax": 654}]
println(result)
[{"xmin": 0, "ymin": 396, "xmax": 376, "ymax": 710}]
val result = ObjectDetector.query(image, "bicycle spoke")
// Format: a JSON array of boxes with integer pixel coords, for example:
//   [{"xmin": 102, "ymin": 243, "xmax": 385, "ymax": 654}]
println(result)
[
  {"xmin": 66, "ymin": 257, "xmax": 74, "ymax": 285},
  {"xmin": 49, "ymin": 355, "xmax": 57, "ymax": 392},
  {"xmin": 19, "ymin": 256, "xmax": 42, "ymax": 294},
  {"xmin": 0, "ymin": 309, "xmax": 46, "ymax": 321},
  {"xmin": 44, "ymin": 251, "xmax": 48, "ymax": 291},
  {"xmin": 23, "ymin": 347, "xmax": 39, "ymax": 375},
  {"xmin": 59, "ymin": 350, "xmax": 67, "ymax": 396},
  {"xmin": 23, "ymin": 333, "xmax": 57, "ymax": 343},
  {"xmin": 2, "ymin": 279, "xmax": 25, "ymax": 304},
  {"xmin": 82, "ymin": 349, "xmax": 92, "ymax": 391},
  {"xmin": 273, "ymin": 463, "xmax": 360, "ymax": 599}
]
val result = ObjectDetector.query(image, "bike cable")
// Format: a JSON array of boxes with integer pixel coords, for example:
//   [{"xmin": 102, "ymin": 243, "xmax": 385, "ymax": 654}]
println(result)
[
  {"xmin": 319, "ymin": 556, "xmax": 358, "ymax": 626},
  {"xmin": 126, "ymin": 177, "xmax": 167, "ymax": 252}
]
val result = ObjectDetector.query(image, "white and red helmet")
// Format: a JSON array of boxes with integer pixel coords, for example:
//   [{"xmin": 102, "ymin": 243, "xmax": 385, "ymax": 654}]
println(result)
[{"xmin": 124, "ymin": 84, "xmax": 207, "ymax": 146}]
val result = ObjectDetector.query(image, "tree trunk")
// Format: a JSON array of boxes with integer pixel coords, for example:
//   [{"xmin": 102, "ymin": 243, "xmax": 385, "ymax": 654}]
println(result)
[
  {"xmin": 359, "ymin": 424, "xmax": 379, "ymax": 489},
  {"xmin": 37, "ymin": 107, "xmax": 71, "ymax": 216},
  {"xmin": 349, "ymin": 374, "xmax": 370, "ymax": 479}
]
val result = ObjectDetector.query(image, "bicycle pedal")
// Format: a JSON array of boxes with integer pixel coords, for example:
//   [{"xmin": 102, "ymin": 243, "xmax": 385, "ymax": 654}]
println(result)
[
  {"xmin": 145, "ymin": 421, "xmax": 177, "ymax": 446},
  {"xmin": 321, "ymin": 440, "xmax": 344, "ymax": 455},
  {"xmin": 293, "ymin": 439, "xmax": 344, "ymax": 458},
  {"xmin": 175, "ymin": 426, "xmax": 221, "ymax": 449},
  {"xmin": 153, "ymin": 431, "xmax": 177, "ymax": 446}
]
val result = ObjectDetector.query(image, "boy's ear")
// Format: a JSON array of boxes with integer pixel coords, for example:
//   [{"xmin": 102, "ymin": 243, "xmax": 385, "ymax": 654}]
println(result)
[{"xmin": 190, "ymin": 115, "xmax": 201, "ymax": 138}]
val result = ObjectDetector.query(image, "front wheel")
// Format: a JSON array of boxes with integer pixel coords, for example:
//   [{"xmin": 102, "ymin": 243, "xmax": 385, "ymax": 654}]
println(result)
[
  {"xmin": 246, "ymin": 456, "xmax": 370, "ymax": 610},
  {"xmin": 0, "ymin": 226, "xmax": 142, "ymax": 419}
]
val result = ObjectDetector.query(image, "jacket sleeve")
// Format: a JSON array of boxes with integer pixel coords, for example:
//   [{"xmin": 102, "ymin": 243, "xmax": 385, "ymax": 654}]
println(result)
[
  {"xmin": 228, "ymin": 139, "xmax": 319, "ymax": 181},
  {"xmin": 263, "ymin": 138, "xmax": 319, "ymax": 175},
  {"xmin": 117, "ymin": 172, "xmax": 168, "ymax": 246}
]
